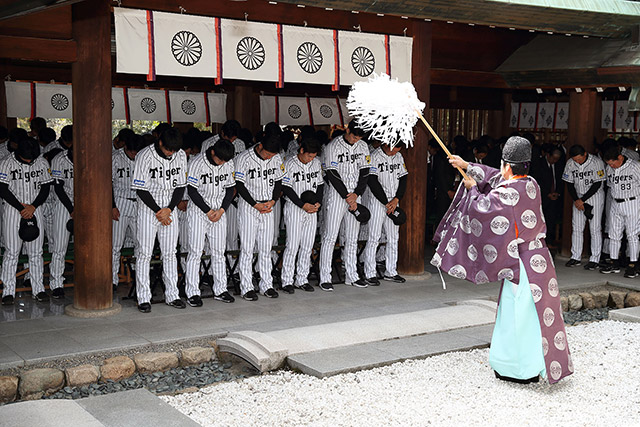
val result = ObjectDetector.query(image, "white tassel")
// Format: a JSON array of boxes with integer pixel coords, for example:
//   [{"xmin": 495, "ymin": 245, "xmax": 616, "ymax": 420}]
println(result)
[{"xmin": 346, "ymin": 73, "xmax": 425, "ymax": 148}]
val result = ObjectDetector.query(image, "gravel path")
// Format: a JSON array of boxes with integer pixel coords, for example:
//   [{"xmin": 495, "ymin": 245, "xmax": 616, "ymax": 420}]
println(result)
[{"xmin": 163, "ymin": 321, "xmax": 640, "ymax": 426}]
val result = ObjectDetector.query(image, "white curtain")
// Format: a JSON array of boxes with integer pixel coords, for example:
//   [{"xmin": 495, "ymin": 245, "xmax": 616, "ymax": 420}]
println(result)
[
  {"xmin": 282, "ymin": 25, "xmax": 335, "ymax": 85},
  {"xmin": 4, "ymin": 82, "xmax": 31, "ymax": 118},
  {"xmin": 35, "ymin": 83, "xmax": 73, "ymax": 119},
  {"xmin": 128, "ymin": 88, "xmax": 168, "ymax": 122},
  {"xmin": 221, "ymin": 19, "xmax": 279, "ymax": 82},
  {"xmin": 114, "ymin": 8, "xmax": 149, "ymax": 76},
  {"xmin": 338, "ymin": 31, "xmax": 386, "ymax": 86}
]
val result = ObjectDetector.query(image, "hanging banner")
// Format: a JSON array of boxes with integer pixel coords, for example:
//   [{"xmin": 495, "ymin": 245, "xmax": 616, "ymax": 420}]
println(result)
[
  {"xmin": 169, "ymin": 90, "xmax": 207, "ymax": 123},
  {"xmin": 4, "ymin": 82, "xmax": 31, "ymax": 118},
  {"xmin": 221, "ymin": 19, "xmax": 279, "ymax": 82},
  {"xmin": 114, "ymin": 8, "xmax": 150, "ymax": 76},
  {"xmin": 35, "ymin": 83, "xmax": 73, "ymax": 119},
  {"xmin": 509, "ymin": 102, "xmax": 520, "ymax": 128},
  {"xmin": 389, "ymin": 36, "xmax": 412, "ymax": 83},
  {"xmin": 282, "ymin": 25, "xmax": 335, "ymax": 85},
  {"xmin": 309, "ymin": 97, "xmax": 342, "ymax": 125},
  {"xmin": 614, "ymin": 100, "xmax": 633, "ymax": 130},
  {"xmin": 554, "ymin": 102, "xmax": 569, "ymax": 130},
  {"xmin": 111, "ymin": 88, "xmax": 128, "ymax": 121},
  {"xmin": 260, "ymin": 96, "xmax": 276, "ymax": 125},
  {"xmin": 517, "ymin": 103, "xmax": 536, "ymax": 129},
  {"xmin": 601, "ymin": 101, "xmax": 614, "ymax": 130},
  {"xmin": 278, "ymin": 96, "xmax": 311, "ymax": 126},
  {"xmin": 338, "ymin": 31, "xmax": 387, "ymax": 86},
  {"xmin": 153, "ymin": 11, "xmax": 217, "ymax": 79},
  {"xmin": 338, "ymin": 98, "xmax": 352, "ymax": 124},
  {"xmin": 207, "ymin": 92, "xmax": 227, "ymax": 124},
  {"xmin": 536, "ymin": 102, "xmax": 554, "ymax": 129},
  {"xmin": 128, "ymin": 88, "xmax": 168, "ymax": 121}
]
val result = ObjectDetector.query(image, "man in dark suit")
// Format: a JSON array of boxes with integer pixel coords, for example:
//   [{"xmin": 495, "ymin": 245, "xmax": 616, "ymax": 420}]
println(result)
[{"xmin": 531, "ymin": 143, "xmax": 565, "ymax": 247}]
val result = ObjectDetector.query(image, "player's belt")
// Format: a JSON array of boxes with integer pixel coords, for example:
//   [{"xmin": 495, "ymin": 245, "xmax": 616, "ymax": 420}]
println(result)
[
  {"xmin": 614, "ymin": 197, "xmax": 636, "ymax": 203},
  {"xmin": 126, "ymin": 198, "xmax": 136, "ymax": 202}
]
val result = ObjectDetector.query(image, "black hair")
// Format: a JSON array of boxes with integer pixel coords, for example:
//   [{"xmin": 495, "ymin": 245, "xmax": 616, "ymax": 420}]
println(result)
[
  {"xmin": 261, "ymin": 133, "xmax": 281, "ymax": 154},
  {"xmin": 142, "ymin": 133, "xmax": 156, "ymax": 148},
  {"xmin": 300, "ymin": 136, "xmax": 322, "ymax": 154},
  {"xmin": 347, "ymin": 120, "xmax": 365, "ymax": 137},
  {"xmin": 126, "ymin": 134, "xmax": 146, "ymax": 153},
  {"xmin": 504, "ymin": 161, "xmax": 529, "ymax": 176},
  {"xmin": 213, "ymin": 139, "xmax": 234, "ymax": 162},
  {"xmin": 522, "ymin": 132, "xmax": 536, "ymax": 146},
  {"xmin": 0, "ymin": 126, "xmax": 8, "ymax": 140},
  {"xmin": 603, "ymin": 145, "xmax": 622, "ymax": 162},
  {"xmin": 9, "ymin": 128, "xmax": 28, "ymax": 143},
  {"xmin": 299, "ymin": 125, "xmax": 316, "ymax": 141},
  {"xmin": 316, "ymin": 130, "xmax": 329, "ymax": 145},
  {"xmin": 221, "ymin": 120, "xmax": 241, "ymax": 139},
  {"xmin": 181, "ymin": 132, "xmax": 196, "ymax": 152},
  {"xmin": 38, "ymin": 128, "xmax": 57, "ymax": 145},
  {"xmin": 17, "ymin": 137, "xmax": 40, "ymax": 161},
  {"xmin": 264, "ymin": 122, "xmax": 282, "ymax": 138},
  {"xmin": 117, "ymin": 128, "xmax": 135, "ymax": 141},
  {"xmin": 474, "ymin": 144, "xmax": 489, "ymax": 155},
  {"xmin": 30, "ymin": 117, "xmax": 46, "ymax": 133},
  {"xmin": 159, "ymin": 127, "xmax": 183, "ymax": 152},
  {"xmin": 238, "ymin": 128, "xmax": 253, "ymax": 149},
  {"xmin": 568, "ymin": 145, "xmax": 586, "ymax": 158},
  {"xmin": 331, "ymin": 128, "xmax": 345, "ymax": 139},
  {"xmin": 153, "ymin": 123, "xmax": 172, "ymax": 136},
  {"xmin": 61, "ymin": 125, "xmax": 73, "ymax": 143}
]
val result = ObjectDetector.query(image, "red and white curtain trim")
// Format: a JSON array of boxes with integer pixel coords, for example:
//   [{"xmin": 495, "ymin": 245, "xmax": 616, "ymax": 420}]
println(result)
[
  {"xmin": 601, "ymin": 100, "xmax": 639, "ymax": 131},
  {"xmin": 259, "ymin": 95, "xmax": 351, "ymax": 126},
  {"xmin": 113, "ymin": 7, "xmax": 413, "ymax": 88},
  {"xmin": 4, "ymin": 81, "xmax": 227, "ymax": 125},
  {"xmin": 509, "ymin": 102, "xmax": 569, "ymax": 130}
]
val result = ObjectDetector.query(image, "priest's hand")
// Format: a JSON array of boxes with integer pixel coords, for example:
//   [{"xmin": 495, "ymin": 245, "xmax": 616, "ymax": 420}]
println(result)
[
  {"xmin": 463, "ymin": 176, "xmax": 477, "ymax": 189},
  {"xmin": 448, "ymin": 155, "xmax": 469, "ymax": 171}
]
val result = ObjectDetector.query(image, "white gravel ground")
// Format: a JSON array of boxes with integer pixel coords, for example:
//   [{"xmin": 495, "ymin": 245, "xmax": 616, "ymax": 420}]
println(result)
[{"xmin": 162, "ymin": 321, "xmax": 640, "ymax": 426}]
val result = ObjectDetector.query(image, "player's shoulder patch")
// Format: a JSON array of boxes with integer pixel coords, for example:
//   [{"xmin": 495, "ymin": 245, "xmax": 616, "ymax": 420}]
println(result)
[
  {"xmin": 283, "ymin": 176, "xmax": 291, "ymax": 184},
  {"xmin": 365, "ymin": 155, "xmax": 371, "ymax": 164},
  {"xmin": 597, "ymin": 169, "xmax": 605, "ymax": 178},
  {"xmin": 133, "ymin": 179, "xmax": 145, "ymax": 186},
  {"xmin": 370, "ymin": 165, "xmax": 378, "ymax": 173},
  {"xmin": 561, "ymin": 172, "xmax": 569, "ymax": 180},
  {"xmin": 402, "ymin": 162, "xmax": 407, "ymax": 171},
  {"xmin": 187, "ymin": 176, "xmax": 198, "ymax": 185},
  {"xmin": 280, "ymin": 163, "xmax": 285, "ymax": 173},
  {"xmin": 51, "ymin": 169, "xmax": 61, "ymax": 177},
  {"xmin": 234, "ymin": 171, "xmax": 245, "ymax": 179},
  {"xmin": 0, "ymin": 172, "xmax": 7, "ymax": 180},
  {"xmin": 330, "ymin": 161, "xmax": 338, "ymax": 167}
]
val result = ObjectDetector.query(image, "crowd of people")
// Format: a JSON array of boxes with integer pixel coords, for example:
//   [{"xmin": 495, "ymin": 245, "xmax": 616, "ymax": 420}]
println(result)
[{"xmin": 0, "ymin": 118, "xmax": 409, "ymax": 313}]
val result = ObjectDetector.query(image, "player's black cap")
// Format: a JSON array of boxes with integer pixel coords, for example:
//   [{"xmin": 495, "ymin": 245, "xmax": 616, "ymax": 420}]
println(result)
[
  {"xmin": 66, "ymin": 218, "xmax": 74, "ymax": 234},
  {"xmin": 583, "ymin": 203, "xmax": 593, "ymax": 221},
  {"xmin": 19, "ymin": 217, "xmax": 39, "ymax": 242},
  {"xmin": 300, "ymin": 190, "xmax": 317, "ymax": 205},
  {"xmin": 387, "ymin": 207, "xmax": 407, "ymax": 226},
  {"xmin": 349, "ymin": 203, "xmax": 370, "ymax": 223}
]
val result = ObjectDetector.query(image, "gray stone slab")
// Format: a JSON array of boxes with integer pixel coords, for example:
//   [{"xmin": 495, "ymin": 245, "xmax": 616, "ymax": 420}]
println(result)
[
  {"xmin": 0, "ymin": 399, "xmax": 103, "ymax": 427},
  {"xmin": 0, "ymin": 340, "xmax": 24, "ymax": 368},
  {"xmin": 609, "ymin": 306, "xmax": 640, "ymax": 323},
  {"xmin": 77, "ymin": 388, "xmax": 200, "ymax": 427},
  {"xmin": 57, "ymin": 324, "xmax": 148, "ymax": 351},
  {"xmin": 0, "ymin": 330, "xmax": 86, "ymax": 363}
]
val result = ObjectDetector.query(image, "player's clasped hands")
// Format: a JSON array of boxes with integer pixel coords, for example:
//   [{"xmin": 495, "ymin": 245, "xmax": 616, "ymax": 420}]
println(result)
[
  {"xmin": 20, "ymin": 204, "xmax": 35, "ymax": 219},
  {"xmin": 574, "ymin": 199, "xmax": 585, "ymax": 211},
  {"xmin": 156, "ymin": 207, "xmax": 172, "ymax": 226},
  {"xmin": 303, "ymin": 202, "xmax": 320, "ymax": 214},
  {"xmin": 386, "ymin": 197, "xmax": 399, "ymax": 215},
  {"xmin": 207, "ymin": 208, "xmax": 224, "ymax": 223},
  {"xmin": 254, "ymin": 200, "xmax": 274, "ymax": 214}
]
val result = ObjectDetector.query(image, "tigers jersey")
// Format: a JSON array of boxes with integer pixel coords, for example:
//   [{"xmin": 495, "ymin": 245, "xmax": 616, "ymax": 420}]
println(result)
[
  {"xmin": 112, "ymin": 149, "xmax": 137, "ymax": 200},
  {"xmin": 234, "ymin": 148, "xmax": 284, "ymax": 202},
  {"xmin": 0, "ymin": 143, "xmax": 9, "ymax": 160},
  {"xmin": 51, "ymin": 150, "xmax": 74, "ymax": 200},
  {"xmin": 323, "ymin": 135, "xmax": 371, "ymax": 192},
  {"xmin": 43, "ymin": 140, "xmax": 64, "ymax": 154},
  {"xmin": 605, "ymin": 158, "xmax": 640, "ymax": 199},
  {"xmin": 369, "ymin": 148, "xmax": 408, "ymax": 200},
  {"xmin": 0, "ymin": 153, "xmax": 52, "ymax": 203},
  {"xmin": 131, "ymin": 143, "xmax": 187, "ymax": 209},
  {"xmin": 201, "ymin": 135, "xmax": 245, "ymax": 156},
  {"xmin": 187, "ymin": 154, "xmax": 235, "ymax": 214},
  {"xmin": 561, "ymin": 154, "xmax": 605, "ymax": 197},
  {"xmin": 282, "ymin": 155, "xmax": 322, "ymax": 197}
]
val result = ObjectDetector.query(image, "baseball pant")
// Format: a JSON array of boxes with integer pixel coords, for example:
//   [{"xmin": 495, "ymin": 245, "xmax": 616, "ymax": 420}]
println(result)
[
  {"xmin": 608, "ymin": 198, "xmax": 640, "ymax": 262},
  {"xmin": 281, "ymin": 203, "xmax": 317, "ymax": 288},
  {"xmin": 0, "ymin": 206, "xmax": 45, "ymax": 297},
  {"xmin": 570, "ymin": 196, "xmax": 604, "ymax": 263},
  {"xmin": 41, "ymin": 200, "xmax": 55, "ymax": 250},
  {"xmin": 49, "ymin": 202, "xmax": 71, "ymax": 290},
  {"xmin": 363, "ymin": 201, "xmax": 400, "ymax": 279},
  {"xmin": 135, "ymin": 209, "xmax": 180, "ymax": 304},
  {"xmin": 319, "ymin": 188, "xmax": 361, "ymax": 284},
  {"xmin": 603, "ymin": 192, "xmax": 613, "ymax": 255},
  {"xmin": 186, "ymin": 212, "xmax": 227, "ymax": 297},
  {"xmin": 177, "ymin": 208, "xmax": 188, "ymax": 272},
  {"xmin": 225, "ymin": 203, "xmax": 239, "ymax": 265},
  {"xmin": 112, "ymin": 199, "xmax": 138, "ymax": 286},
  {"xmin": 238, "ymin": 200, "xmax": 275, "ymax": 295}
]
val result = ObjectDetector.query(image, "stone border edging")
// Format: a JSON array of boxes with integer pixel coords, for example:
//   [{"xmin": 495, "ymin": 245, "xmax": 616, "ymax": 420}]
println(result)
[{"xmin": 560, "ymin": 290, "xmax": 640, "ymax": 312}]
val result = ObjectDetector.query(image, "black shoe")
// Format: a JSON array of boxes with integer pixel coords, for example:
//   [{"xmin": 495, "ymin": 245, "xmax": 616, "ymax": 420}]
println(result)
[
  {"xmin": 494, "ymin": 370, "xmax": 540, "ymax": 384},
  {"xmin": 214, "ymin": 292, "xmax": 235, "ymax": 303},
  {"xmin": 51, "ymin": 288, "xmax": 65, "ymax": 299},
  {"xmin": 565, "ymin": 259, "xmax": 581, "ymax": 267},
  {"xmin": 366, "ymin": 277, "xmax": 380, "ymax": 286},
  {"xmin": 264, "ymin": 288, "xmax": 279, "ymax": 298},
  {"xmin": 282, "ymin": 285, "xmax": 295, "ymax": 294},
  {"xmin": 347, "ymin": 279, "xmax": 368, "ymax": 288},
  {"xmin": 2, "ymin": 295, "xmax": 14, "ymax": 306},
  {"xmin": 319, "ymin": 282, "xmax": 334, "ymax": 292},
  {"xmin": 168, "ymin": 299, "xmax": 186, "ymax": 309},
  {"xmin": 33, "ymin": 291, "xmax": 49, "ymax": 302},
  {"xmin": 187, "ymin": 295, "xmax": 203, "ymax": 307},
  {"xmin": 295, "ymin": 283, "xmax": 315, "ymax": 292},
  {"xmin": 384, "ymin": 274, "xmax": 406, "ymax": 283},
  {"xmin": 624, "ymin": 264, "xmax": 638, "ymax": 278},
  {"xmin": 138, "ymin": 302, "xmax": 151, "ymax": 313},
  {"xmin": 583, "ymin": 262, "xmax": 598, "ymax": 271},
  {"xmin": 242, "ymin": 290, "xmax": 258, "ymax": 301},
  {"xmin": 600, "ymin": 261, "xmax": 621, "ymax": 274}
]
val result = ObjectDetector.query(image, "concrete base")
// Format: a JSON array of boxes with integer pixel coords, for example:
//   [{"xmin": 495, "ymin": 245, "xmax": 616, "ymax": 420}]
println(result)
[
  {"xmin": 65, "ymin": 302, "xmax": 122, "ymax": 318},
  {"xmin": 609, "ymin": 306, "xmax": 640, "ymax": 323}
]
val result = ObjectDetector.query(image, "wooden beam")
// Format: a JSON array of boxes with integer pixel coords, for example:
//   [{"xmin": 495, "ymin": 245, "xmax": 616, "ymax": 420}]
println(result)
[
  {"xmin": 0, "ymin": 6, "xmax": 72, "ymax": 38},
  {"xmin": 430, "ymin": 69, "xmax": 508, "ymax": 88},
  {"xmin": 71, "ymin": 0, "xmax": 113, "ymax": 311},
  {"xmin": 398, "ymin": 20, "xmax": 431, "ymax": 275},
  {"xmin": 0, "ymin": 0, "xmax": 83, "ymax": 21},
  {"xmin": 0, "ymin": 35, "xmax": 76, "ymax": 62}
]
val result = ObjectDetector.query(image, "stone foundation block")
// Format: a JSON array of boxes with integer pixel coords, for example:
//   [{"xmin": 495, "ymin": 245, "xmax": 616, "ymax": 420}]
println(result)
[
  {"xmin": 134, "ymin": 352, "xmax": 179, "ymax": 373},
  {"xmin": 19, "ymin": 368, "xmax": 64, "ymax": 400},
  {"xmin": 181, "ymin": 347, "xmax": 214, "ymax": 367},
  {"xmin": 65, "ymin": 364, "xmax": 99, "ymax": 387},
  {"xmin": 0, "ymin": 376, "xmax": 18, "ymax": 403},
  {"xmin": 101, "ymin": 356, "xmax": 135, "ymax": 382}
]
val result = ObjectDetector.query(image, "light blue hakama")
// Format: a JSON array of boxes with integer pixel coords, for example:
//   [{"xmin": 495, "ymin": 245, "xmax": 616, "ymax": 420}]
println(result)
[{"xmin": 489, "ymin": 259, "xmax": 547, "ymax": 380}]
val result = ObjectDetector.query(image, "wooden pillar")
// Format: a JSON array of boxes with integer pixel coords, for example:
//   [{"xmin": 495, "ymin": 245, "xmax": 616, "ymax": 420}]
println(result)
[
  {"xmin": 233, "ymin": 86, "xmax": 254, "ymax": 131},
  {"xmin": 70, "ymin": 0, "xmax": 113, "ymax": 311},
  {"xmin": 398, "ymin": 20, "xmax": 431, "ymax": 274},
  {"xmin": 560, "ymin": 89, "xmax": 599, "ymax": 257},
  {"xmin": 488, "ymin": 92, "xmax": 512, "ymax": 138}
]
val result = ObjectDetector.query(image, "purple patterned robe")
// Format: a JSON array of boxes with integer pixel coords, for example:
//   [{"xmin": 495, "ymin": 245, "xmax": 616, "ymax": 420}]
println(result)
[{"xmin": 431, "ymin": 163, "xmax": 573, "ymax": 384}]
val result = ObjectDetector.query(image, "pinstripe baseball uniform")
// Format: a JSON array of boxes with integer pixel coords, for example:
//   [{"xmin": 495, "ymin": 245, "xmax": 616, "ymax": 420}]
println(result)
[
  {"xmin": 43, "ymin": 139, "xmax": 64, "ymax": 154},
  {"xmin": 112, "ymin": 149, "xmax": 138, "ymax": 286},
  {"xmin": 622, "ymin": 147, "xmax": 639, "ymax": 162},
  {"xmin": 186, "ymin": 154, "xmax": 235, "ymax": 297},
  {"xmin": 605, "ymin": 157, "xmax": 640, "ymax": 262},
  {"xmin": 319, "ymin": 135, "xmax": 370, "ymax": 285},
  {"xmin": 50, "ymin": 150, "xmax": 74, "ymax": 291},
  {"xmin": 131, "ymin": 144, "xmax": 187, "ymax": 304},
  {"xmin": 363, "ymin": 148, "xmax": 408, "ymax": 279},
  {"xmin": 235, "ymin": 148, "xmax": 284, "ymax": 295},
  {"xmin": 281, "ymin": 155, "xmax": 323, "ymax": 288},
  {"xmin": 562, "ymin": 154, "xmax": 606, "ymax": 263},
  {"xmin": 0, "ymin": 153, "xmax": 52, "ymax": 297}
]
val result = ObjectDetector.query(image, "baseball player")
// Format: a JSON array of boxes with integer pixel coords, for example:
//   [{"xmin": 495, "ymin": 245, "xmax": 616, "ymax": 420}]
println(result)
[
  {"xmin": 43, "ymin": 125, "xmax": 72, "ymax": 155},
  {"xmin": 234, "ymin": 133, "xmax": 284, "ymax": 300},
  {"xmin": 112, "ymin": 134, "xmax": 145, "ymax": 289},
  {"xmin": 281, "ymin": 136, "xmax": 324, "ymax": 293},
  {"xmin": 363, "ymin": 143, "xmax": 408, "ymax": 285},
  {"xmin": 318, "ymin": 120, "xmax": 369, "ymax": 291},
  {"xmin": 49, "ymin": 145, "xmax": 75, "ymax": 299},
  {"xmin": 600, "ymin": 146, "xmax": 640, "ymax": 277},
  {"xmin": 131, "ymin": 127, "xmax": 187, "ymax": 313},
  {"xmin": 562, "ymin": 145, "xmax": 606, "ymax": 270},
  {"xmin": 0, "ymin": 137, "xmax": 53, "ymax": 305},
  {"xmin": 186, "ymin": 139, "xmax": 236, "ymax": 306}
]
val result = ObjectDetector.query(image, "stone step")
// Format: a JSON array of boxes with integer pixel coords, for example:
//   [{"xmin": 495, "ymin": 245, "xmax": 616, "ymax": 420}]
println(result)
[
  {"xmin": 287, "ymin": 324, "xmax": 494, "ymax": 378},
  {"xmin": 609, "ymin": 306, "xmax": 640, "ymax": 323},
  {"xmin": 217, "ymin": 336, "xmax": 282, "ymax": 372}
]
